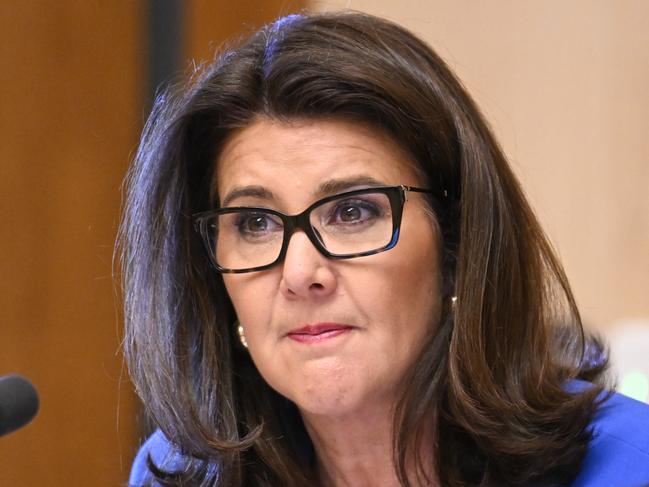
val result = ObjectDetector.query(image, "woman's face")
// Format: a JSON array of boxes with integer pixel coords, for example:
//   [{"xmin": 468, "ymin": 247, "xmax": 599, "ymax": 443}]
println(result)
[{"xmin": 217, "ymin": 118, "xmax": 442, "ymax": 418}]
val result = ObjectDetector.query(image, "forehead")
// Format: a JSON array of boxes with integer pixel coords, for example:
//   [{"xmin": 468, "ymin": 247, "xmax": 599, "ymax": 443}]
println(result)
[{"xmin": 215, "ymin": 118, "xmax": 423, "ymax": 207}]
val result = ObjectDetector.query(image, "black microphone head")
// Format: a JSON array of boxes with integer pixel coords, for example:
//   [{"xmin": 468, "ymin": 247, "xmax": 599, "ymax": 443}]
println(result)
[{"xmin": 0, "ymin": 375, "xmax": 39, "ymax": 437}]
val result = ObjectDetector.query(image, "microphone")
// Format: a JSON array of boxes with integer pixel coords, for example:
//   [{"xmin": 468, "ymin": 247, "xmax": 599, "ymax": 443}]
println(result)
[{"xmin": 0, "ymin": 375, "xmax": 39, "ymax": 437}]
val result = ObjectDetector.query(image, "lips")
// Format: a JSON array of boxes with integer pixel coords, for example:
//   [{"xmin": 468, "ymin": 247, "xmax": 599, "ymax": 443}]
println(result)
[{"xmin": 286, "ymin": 323, "xmax": 354, "ymax": 344}]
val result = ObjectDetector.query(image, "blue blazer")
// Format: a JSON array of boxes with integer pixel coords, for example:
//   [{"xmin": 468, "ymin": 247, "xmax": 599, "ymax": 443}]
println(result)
[{"xmin": 129, "ymin": 391, "xmax": 649, "ymax": 486}]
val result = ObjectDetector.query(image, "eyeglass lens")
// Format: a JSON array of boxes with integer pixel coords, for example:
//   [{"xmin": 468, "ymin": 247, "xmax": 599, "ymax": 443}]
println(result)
[{"xmin": 207, "ymin": 191, "xmax": 394, "ymax": 271}]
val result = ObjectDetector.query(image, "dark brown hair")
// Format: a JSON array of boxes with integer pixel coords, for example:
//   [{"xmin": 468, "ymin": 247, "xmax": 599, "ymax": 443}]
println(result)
[{"xmin": 119, "ymin": 11, "xmax": 608, "ymax": 487}]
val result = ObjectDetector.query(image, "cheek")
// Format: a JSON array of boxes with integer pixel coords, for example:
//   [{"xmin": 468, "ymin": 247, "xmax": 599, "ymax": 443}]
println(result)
[
  {"xmin": 222, "ymin": 275, "xmax": 273, "ymax": 327},
  {"xmin": 387, "ymin": 221, "xmax": 442, "ymax": 324}
]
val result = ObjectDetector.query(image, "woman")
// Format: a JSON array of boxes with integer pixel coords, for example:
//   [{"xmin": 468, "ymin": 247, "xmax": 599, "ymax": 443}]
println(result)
[{"xmin": 121, "ymin": 11, "xmax": 649, "ymax": 487}]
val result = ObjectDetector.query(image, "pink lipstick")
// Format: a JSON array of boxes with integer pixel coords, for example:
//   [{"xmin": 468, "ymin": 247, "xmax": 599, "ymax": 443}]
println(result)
[{"xmin": 287, "ymin": 323, "xmax": 354, "ymax": 344}]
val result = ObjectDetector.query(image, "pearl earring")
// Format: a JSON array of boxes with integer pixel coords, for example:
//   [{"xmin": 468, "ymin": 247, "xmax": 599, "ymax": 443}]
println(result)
[{"xmin": 236, "ymin": 323, "xmax": 248, "ymax": 348}]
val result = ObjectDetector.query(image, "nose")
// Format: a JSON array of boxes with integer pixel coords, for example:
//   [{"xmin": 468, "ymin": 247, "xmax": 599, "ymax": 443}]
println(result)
[{"xmin": 279, "ymin": 230, "xmax": 337, "ymax": 300}]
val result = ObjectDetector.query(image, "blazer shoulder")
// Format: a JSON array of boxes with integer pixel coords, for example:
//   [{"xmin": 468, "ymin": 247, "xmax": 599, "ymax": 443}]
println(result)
[
  {"xmin": 571, "ymin": 391, "xmax": 649, "ymax": 487},
  {"xmin": 129, "ymin": 429, "xmax": 186, "ymax": 487}
]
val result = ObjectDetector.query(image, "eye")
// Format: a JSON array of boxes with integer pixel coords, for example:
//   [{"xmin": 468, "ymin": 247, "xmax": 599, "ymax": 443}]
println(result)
[
  {"xmin": 244, "ymin": 216, "xmax": 268, "ymax": 232},
  {"xmin": 235, "ymin": 212, "xmax": 282, "ymax": 236},
  {"xmin": 328, "ymin": 199, "xmax": 381, "ymax": 225},
  {"xmin": 339, "ymin": 205, "xmax": 363, "ymax": 222}
]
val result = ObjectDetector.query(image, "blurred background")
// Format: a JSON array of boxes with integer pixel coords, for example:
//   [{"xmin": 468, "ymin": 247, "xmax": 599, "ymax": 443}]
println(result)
[{"xmin": 0, "ymin": 1, "xmax": 646, "ymax": 485}]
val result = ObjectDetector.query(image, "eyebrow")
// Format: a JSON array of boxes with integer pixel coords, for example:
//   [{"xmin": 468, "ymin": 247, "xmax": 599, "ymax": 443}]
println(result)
[
  {"xmin": 221, "ymin": 176, "xmax": 386, "ymax": 208},
  {"xmin": 221, "ymin": 185, "xmax": 275, "ymax": 207},
  {"xmin": 315, "ymin": 176, "xmax": 385, "ymax": 197}
]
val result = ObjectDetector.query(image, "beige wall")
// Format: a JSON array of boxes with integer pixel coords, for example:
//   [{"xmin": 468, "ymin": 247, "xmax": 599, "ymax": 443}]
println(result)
[{"xmin": 312, "ymin": 0, "xmax": 649, "ymax": 333}]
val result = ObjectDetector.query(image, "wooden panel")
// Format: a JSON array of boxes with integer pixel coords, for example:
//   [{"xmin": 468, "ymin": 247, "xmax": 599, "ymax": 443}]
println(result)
[
  {"xmin": 185, "ymin": 0, "xmax": 307, "ymax": 64},
  {"xmin": 0, "ymin": 2, "xmax": 143, "ymax": 485}
]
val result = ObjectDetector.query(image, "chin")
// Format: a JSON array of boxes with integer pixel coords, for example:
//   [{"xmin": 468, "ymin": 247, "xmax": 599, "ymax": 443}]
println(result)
[
  {"xmin": 287, "ymin": 368, "xmax": 392, "ymax": 419},
  {"xmin": 293, "ymin": 389, "xmax": 368, "ymax": 419}
]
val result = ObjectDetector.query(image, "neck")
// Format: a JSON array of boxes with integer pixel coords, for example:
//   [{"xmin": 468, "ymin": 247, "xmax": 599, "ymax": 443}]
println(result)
[{"xmin": 300, "ymin": 402, "xmax": 437, "ymax": 487}]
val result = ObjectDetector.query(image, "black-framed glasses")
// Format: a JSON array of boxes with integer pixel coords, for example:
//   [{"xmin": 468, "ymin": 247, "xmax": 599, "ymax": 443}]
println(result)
[{"xmin": 193, "ymin": 185, "xmax": 433, "ymax": 274}]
